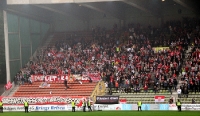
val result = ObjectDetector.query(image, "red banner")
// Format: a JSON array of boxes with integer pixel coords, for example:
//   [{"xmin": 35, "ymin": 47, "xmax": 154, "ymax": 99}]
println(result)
[
  {"xmin": 5, "ymin": 81, "xmax": 12, "ymax": 90},
  {"xmin": 31, "ymin": 75, "xmax": 68, "ymax": 82},
  {"xmin": 82, "ymin": 72, "xmax": 101, "ymax": 82},
  {"xmin": 119, "ymin": 99, "xmax": 127, "ymax": 104},
  {"xmin": 31, "ymin": 72, "xmax": 101, "ymax": 82},
  {"xmin": 154, "ymin": 96, "xmax": 165, "ymax": 102},
  {"xmin": 0, "ymin": 96, "xmax": 87, "ymax": 105}
]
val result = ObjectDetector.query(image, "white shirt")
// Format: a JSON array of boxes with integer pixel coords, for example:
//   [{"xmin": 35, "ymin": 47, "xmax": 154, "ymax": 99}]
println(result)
[
  {"xmin": 48, "ymin": 52, "xmax": 51, "ymax": 57},
  {"xmin": 92, "ymin": 56, "xmax": 95, "ymax": 61},
  {"xmin": 105, "ymin": 82, "xmax": 108, "ymax": 88},
  {"xmin": 177, "ymin": 89, "xmax": 181, "ymax": 94}
]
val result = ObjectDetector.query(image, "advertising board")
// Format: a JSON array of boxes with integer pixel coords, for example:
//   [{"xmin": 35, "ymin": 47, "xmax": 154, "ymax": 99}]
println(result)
[
  {"xmin": 2, "ymin": 104, "xmax": 200, "ymax": 112},
  {"xmin": 96, "ymin": 96, "xmax": 119, "ymax": 104}
]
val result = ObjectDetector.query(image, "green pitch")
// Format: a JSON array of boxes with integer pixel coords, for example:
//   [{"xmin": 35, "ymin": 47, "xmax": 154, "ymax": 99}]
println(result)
[{"xmin": 0, "ymin": 111, "xmax": 199, "ymax": 116}]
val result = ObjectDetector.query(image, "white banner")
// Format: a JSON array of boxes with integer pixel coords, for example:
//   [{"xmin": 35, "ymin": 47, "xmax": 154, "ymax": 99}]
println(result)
[
  {"xmin": 93, "ymin": 104, "xmax": 122, "ymax": 110},
  {"xmin": 169, "ymin": 104, "xmax": 177, "ymax": 110},
  {"xmin": 182, "ymin": 104, "xmax": 200, "ymax": 111},
  {"xmin": 3, "ymin": 105, "xmax": 28, "ymax": 112},
  {"xmin": 3, "ymin": 105, "xmax": 85, "ymax": 112}
]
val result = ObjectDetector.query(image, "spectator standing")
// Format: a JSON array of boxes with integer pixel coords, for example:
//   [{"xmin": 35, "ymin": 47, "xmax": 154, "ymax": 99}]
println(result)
[
  {"xmin": 180, "ymin": 84, "xmax": 184, "ymax": 96},
  {"xmin": 14, "ymin": 75, "xmax": 18, "ymax": 85},
  {"xmin": 108, "ymin": 88, "xmax": 112, "ymax": 95},
  {"xmin": 173, "ymin": 78, "xmax": 178, "ymax": 90},
  {"xmin": 177, "ymin": 87, "xmax": 182, "ymax": 98},
  {"xmin": 28, "ymin": 77, "xmax": 32, "ymax": 85},
  {"xmin": 183, "ymin": 87, "xmax": 189, "ymax": 98},
  {"xmin": 169, "ymin": 96, "xmax": 173, "ymax": 104},
  {"xmin": 64, "ymin": 79, "xmax": 68, "ymax": 90},
  {"xmin": 144, "ymin": 84, "xmax": 148, "ymax": 93},
  {"xmin": 199, "ymin": 76, "xmax": 200, "ymax": 93},
  {"xmin": 163, "ymin": 80, "xmax": 168, "ymax": 90},
  {"xmin": 168, "ymin": 81, "xmax": 173, "ymax": 94},
  {"xmin": 21, "ymin": 76, "xmax": 25, "ymax": 85},
  {"xmin": 192, "ymin": 98, "xmax": 196, "ymax": 104},
  {"xmin": 194, "ymin": 81, "xmax": 198, "ymax": 94},
  {"xmin": 153, "ymin": 84, "xmax": 158, "ymax": 94},
  {"xmin": 115, "ymin": 80, "xmax": 119, "ymax": 92}
]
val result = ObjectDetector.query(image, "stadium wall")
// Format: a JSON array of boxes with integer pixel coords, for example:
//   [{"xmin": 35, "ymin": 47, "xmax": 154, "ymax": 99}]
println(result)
[
  {"xmin": 53, "ymin": 11, "xmax": 120, "ymax": 32},
  {"xmin": 4, "ymin": 12, "xmax": 49, "ymax": 82},
  {"xmin": 53, "ymin": 3, "xmax": 198, "ymax": 32},
  {"xmin": 162, "ymin": 3, "xmax": 197, "ymax": 22},
  {"xmin": 53, "ymin": 14, "xmax": 89, "ymax": 32},
  {"xmin": 89, "ymin": 11, "xmax": 121, "ymax": 30},
  {"xmin": 53, "ymin": 9, "xmax": 159, "ymax": 32},
  {"xmin": 125, "ymin": 7, "xmax": 161, "ymax": 28}
]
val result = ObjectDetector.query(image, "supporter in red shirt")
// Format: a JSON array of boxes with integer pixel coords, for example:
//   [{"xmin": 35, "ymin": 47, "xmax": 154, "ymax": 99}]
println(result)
[{"xmin": 144, "ymin": 84, "xmax": 148, "ymax": 93}]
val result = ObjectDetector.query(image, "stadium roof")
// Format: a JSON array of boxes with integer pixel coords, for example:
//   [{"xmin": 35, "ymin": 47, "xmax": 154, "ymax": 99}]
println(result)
[{"xmin": 1, "ymin": 0, "xmax": 200, "ymax": 23}]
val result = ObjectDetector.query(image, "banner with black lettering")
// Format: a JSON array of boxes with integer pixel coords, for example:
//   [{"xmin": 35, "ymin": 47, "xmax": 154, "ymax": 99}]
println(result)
[
  {"xmin": 0, "ymin": 96, "xmax": 86, "ymax": 105},
  {"xmin": 3, "ymin": 104, "xmax": 84, "ymax": 112},
  {"xmin": 96, "ymin": 96, "xmax": 119, "ymax": 104},
  {"xmin": 182, "ymin": 104, "xmax": 200, "ymax": 110}
]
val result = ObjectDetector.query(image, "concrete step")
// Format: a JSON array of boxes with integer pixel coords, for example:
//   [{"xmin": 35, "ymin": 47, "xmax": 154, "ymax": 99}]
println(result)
[{"xmin": 8, "ymin": 85, "xmax": 19, "ymax": 96}]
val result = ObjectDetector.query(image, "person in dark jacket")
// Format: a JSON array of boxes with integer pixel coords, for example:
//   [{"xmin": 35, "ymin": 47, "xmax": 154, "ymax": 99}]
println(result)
[
  {"xmin": 173, "ymin": 78, "xmax": 178, "ymax": 90},
  {"xmin": 194, "ymin": 81, "xmax": 198, "ymax": 94},
  {"xmin": 183, "ymin": 87, "xmax": 189, "ymax": 98},
  {"xmin": 192, "ymin": 98, "xmax": 196, "ymax": 104},
  {"xmin": 64, "ymin": 79, "xmax": 68, "ymax": 90},
  {"xmin": 168, "ymin": 81, "xmax": 173, "ymax": 94}
]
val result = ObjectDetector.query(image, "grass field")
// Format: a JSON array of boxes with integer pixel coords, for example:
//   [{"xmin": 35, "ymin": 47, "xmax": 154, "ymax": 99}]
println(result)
[{"xmin": 0, "ymin": 111, "xmax": 199, "ymax": 116}]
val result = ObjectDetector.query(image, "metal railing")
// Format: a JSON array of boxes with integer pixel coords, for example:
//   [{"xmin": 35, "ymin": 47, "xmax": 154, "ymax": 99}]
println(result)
[{"xmin": 90, "ymin": 81, "xmax": 106, "ymax": 103}]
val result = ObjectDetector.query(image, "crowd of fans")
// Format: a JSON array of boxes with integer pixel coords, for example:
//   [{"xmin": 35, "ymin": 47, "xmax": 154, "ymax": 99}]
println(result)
[{"xmin": 14, "ymin": 17, "xmax": 200, "ymax": 96}]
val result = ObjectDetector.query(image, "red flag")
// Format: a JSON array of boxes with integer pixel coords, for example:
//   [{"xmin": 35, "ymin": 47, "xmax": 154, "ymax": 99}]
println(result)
[
  {"xmin": 76, "ymin": 100, "xmax": 83, "ymax": 108},
  {"xmin": 5, "ymin": 81, "xmax": 12, "ymax": 90},
  {"xmin": 154, "ymin": 96, "xmax": 165, "ymax": 102}
]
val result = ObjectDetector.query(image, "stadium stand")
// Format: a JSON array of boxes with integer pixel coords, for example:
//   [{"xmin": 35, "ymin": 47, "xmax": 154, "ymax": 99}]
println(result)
[
  {"xmin": 103, "ymin": 18, "xmax": 200, "ymax": 104},
  {"xmin": 11, "ymin": 17, "xmax": 200, "ymax": 104},
  {"xmin": 12, "ymin": 31, "xmax": 99, "ymax": 98}
]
